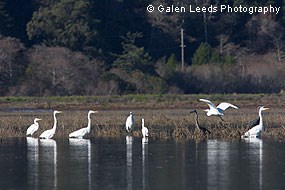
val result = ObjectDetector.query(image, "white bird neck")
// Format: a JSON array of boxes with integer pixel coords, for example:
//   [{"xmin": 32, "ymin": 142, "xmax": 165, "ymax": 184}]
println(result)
[
  {"xmin": 87, "ymin": 112, "xmax": 93, "ymax": 132},
  {"xmin": 52, "ymin": 112, "xmax": 58, "ymax": 131},
  {"xmin": 142, "ymin": 119, "xmax": 145, "ymax": 128},
  {"xmin": 258, "ymin": 109, "xmax": 263, "ymax": 126}
]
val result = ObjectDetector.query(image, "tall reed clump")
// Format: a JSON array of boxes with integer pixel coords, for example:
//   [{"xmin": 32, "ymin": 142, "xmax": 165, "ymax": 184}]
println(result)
[{"xmin": 0, "ymin": 107, "xmax": 285, "ymax": 140}]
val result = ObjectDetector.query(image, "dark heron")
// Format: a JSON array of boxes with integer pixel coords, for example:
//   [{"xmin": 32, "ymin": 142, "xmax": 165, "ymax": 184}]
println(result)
[{"xmin": 190, "ymin": 110, "xmax": 211, "ymax": 135}]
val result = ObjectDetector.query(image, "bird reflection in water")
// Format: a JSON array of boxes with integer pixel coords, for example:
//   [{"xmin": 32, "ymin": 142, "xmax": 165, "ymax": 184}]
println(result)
[
  {"xmin": 142, "ymin": 136, "xmax": 148, "ymax": 190},
  {"xmin": 243, "ymin": 137, "xmax": 263, "ymax": 189},
  {"xmin": 27, "ymin": 137, "xmax": 39, "ymax": 189},
  {"xmin": 126, "ymin": 135, "xmax": 133, "ymax": 190},
  {"xmin": 207, "ymin": 140, "xmax": 230, "ymax": 189},
  {"xmin": 40, "ymin": 139, "xmax": 57, "ymax": 190},
  {"xmin": 69, "ymin": 138, "xmax": 92, "ymax": 190}
]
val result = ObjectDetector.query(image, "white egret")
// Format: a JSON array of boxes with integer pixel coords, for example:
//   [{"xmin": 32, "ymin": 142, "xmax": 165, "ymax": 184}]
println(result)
[
  {"xmin": 39, "ymin": 110, "xmax": 62, "ymax": 139},
  {"xmin": 126, "ymin": 112, "xmax": 134, "ymax": 133},
  {"xmin": 26, "ymin": 118, "xmax": 42, "ymax": 136},
  {"xmin": 141, "ymin": 118, "xmax": 149, "ymax": 138},
  {"xmin": 199, "ymin": 98, "xmax": 238, "ymax": 120},
  {"xmin": 242, "ymin": 106, "xmax": 269, "ymax": 138},
  {"xmin": 190, "ymin": 110, "xmax": 211, "ymax": 135},
  {"xmin": 69, "ymin": 110, "xmax": 98, "ymax": 138}
]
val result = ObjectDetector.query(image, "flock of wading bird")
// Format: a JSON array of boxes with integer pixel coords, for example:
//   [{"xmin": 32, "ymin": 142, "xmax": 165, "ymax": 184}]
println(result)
[{"xmin": 25, "ymin": 98, "xmax": 269, "ymax": 140}]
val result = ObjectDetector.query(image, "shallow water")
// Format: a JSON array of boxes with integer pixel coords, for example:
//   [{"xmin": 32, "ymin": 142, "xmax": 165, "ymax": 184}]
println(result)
[{"xmin": 0, "ymin": 137, "xmax": 285, "ymax": 190}]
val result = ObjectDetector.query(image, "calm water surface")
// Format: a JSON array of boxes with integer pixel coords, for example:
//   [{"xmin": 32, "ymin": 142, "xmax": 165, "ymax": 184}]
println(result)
[{"xmin": 0, "ymin": 137, "xmax": 285, "ymax": 190}]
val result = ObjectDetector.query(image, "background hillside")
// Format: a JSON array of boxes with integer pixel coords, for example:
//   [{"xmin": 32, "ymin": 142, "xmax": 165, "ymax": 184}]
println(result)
[{"xmin": 1, "ymin": 0, "xmax": 285, "ymax": 96}]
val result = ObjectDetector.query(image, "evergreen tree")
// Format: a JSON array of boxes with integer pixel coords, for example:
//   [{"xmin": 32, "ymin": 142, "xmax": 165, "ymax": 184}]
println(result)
[
  {"xmin": 192, "ymin": 43, "xmax": 213, "ymax": 65},
  {"xmin": 27, "ymin": 0, "xmax": 98, "ymax": 51},
  {"xmin": 0, "ymin": 1, "xmax": 12, "ymax": 36},
  {"xmin": 114, "ymin": 32, "xmax": 153, "ymax": 73}
]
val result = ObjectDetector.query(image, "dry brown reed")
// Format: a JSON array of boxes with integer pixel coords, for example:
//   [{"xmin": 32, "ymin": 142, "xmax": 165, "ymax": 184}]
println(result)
[{"xmin": 0, "ymin": 107, "xmax": 285, "ymax": 141}]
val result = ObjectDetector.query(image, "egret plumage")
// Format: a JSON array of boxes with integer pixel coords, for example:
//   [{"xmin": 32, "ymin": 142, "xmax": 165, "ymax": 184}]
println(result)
[
  {"xmin": 199, "ymin": 98, "xmax": 238, "ymax": 120},
  {"xmin": 26, "ymin": 118, "xmax": 42, "ymax": 136},
  {"xmin": 126, "ymin": 112, "xmax": 134, "ymax": 133},
  {"xmin": 242, "ymin": 106, "xmax": 269, "ymax": 138},
  {"xmin": 39, "ymin": 110, "xmax": 62, "ymax": 139},
  {"xmin": 69, "ymin": 110, "xmax": 98, "ymax": 138},
  {"xmin": 141, "ymin": 118, "xmax": 149, "ymax": 138},
  {"xmin": 190, "ymin": 110, "xmax": 211, "ymax": 135}
]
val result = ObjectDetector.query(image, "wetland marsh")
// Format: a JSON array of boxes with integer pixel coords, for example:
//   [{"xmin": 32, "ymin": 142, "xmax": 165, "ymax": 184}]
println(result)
[{"xmin": 0, "ymin": 94, "xmax": 285, "ymax": 140}]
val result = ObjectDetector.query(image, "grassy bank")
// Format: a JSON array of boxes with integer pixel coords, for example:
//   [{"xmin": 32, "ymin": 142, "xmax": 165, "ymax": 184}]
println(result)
[
  {"xmin": 1, "ymin": 93, "xmax": 285, "ymax": 110},
  {"xmin": 1, "ymin": 94, "xmax": 285, "ymax": 140}
]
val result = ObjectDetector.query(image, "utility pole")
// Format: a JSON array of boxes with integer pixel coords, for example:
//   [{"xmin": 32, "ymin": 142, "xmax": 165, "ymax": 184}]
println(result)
[{"xmin": 180, "ymin": 27, "xmax": 186, "ymax": 71}]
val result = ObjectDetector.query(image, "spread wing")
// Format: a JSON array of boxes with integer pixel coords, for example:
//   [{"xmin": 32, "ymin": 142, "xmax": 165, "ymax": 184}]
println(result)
[
  {"xmin": 217, "ymin": 102, "xmax": 238, "ymax": 111},
  {"xmin": 199, "ymin": 99, "xmax": 217, "ymax": 109}
]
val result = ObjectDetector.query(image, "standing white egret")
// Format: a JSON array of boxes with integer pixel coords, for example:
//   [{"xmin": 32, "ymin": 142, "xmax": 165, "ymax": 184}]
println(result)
[
  {"xmin": 199, "ymin": 98, "xmax": 238, "ymax": 120},
  {"xmin": 126, "ymin": 112, "xmax": 134, "ymax": 133},
  {"xmin": 69, "ymin": 110, "xmax": 98, "ymax": 138},
  {"xmin": 39, "ymin": 110, "xmax": 62, "ymax": 139},
  {"xmin": 242, "ymin": 106, "xmax": 269, "ymax": 138},
  {"xmin": 141, "ymin": 118, "xmax": 149, "ymax": 138},
  {"xmin": 26, "ymin": 118, "xmax": 42, "ymax": 136}
]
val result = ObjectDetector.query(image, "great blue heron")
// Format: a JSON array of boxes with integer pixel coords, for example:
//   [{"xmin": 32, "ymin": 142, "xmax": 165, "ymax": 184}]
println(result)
[{"xmin": 190, "ymin": 110, "xmax": 211, "ymax": 135}]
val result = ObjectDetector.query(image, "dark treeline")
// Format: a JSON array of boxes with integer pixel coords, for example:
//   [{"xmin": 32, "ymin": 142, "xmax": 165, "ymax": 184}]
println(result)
[{"xmin": 1, "ymin": 0, "xmax": 285, "ymax": 96}]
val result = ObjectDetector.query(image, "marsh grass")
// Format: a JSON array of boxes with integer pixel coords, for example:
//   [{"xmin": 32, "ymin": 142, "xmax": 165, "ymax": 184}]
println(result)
[
  {"xmin": 2, "ymin": 93, "xmax": 285, "ymax": 110},
  {"xmin": 0, "ymin": 107, "xmax": 285, "ymax": 141}
]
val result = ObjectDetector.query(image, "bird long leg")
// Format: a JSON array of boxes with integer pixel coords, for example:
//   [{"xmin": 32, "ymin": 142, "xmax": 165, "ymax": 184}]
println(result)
[
  {"xmin": 217, "ymin": 116, "xmax": 228, "ymax": 128},
  {"xmin": 218, "ymin": 115, "xmax": 225, "ymax": 122}
]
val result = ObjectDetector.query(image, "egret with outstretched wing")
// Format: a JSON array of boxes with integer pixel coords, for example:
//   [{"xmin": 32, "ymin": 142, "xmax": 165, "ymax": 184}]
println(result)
[{"xmin": 199, "ymin": 98, "xmax": 238, "ymax": 117}]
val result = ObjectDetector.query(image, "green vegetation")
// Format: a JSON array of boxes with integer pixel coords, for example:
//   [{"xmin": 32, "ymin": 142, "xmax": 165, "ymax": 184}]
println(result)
[
  {"xmin": 27, "ymin": 0, "xmax": 97, "ymax": 51},
  {"xmin": 0, "ymin": 93, "xmax": 284, "ymax": 111}
]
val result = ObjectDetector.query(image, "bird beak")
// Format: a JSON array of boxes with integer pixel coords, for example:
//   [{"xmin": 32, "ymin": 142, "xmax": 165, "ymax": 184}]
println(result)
[
  {"xmin": 203, "ymin": 110, "xmax": 207, "ymax": 112},
  {"xmin": 263, "ymin": 107, "xmax": 269, "ymax": 111},
  {"xmin": 38, "ymin": 119, "xmax": 42, "ymax": 121}
]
